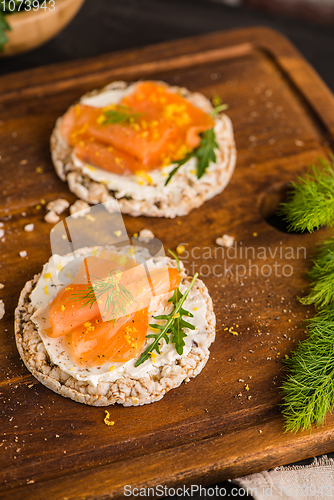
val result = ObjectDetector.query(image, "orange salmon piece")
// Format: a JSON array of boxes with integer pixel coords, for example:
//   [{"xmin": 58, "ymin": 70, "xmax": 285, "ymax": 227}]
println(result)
[
  {"xmin": 49, "ymin": 255, "xmax": 131, "ymax": 337},
  {"xmin": 74, "ymin": 141, "xmax": 141, "ymax": 175},
  {"xmin": 60, "ymin": 81, "xmax": 214, "ymax": 174},
  {"xmin": 67, "ymin": 308, "xmax": 149, "ymax": 365},
  {"xmin": 49, "ymin": 284, "xmax": 100, "ymax": 338},
  {"xmin": 48, "ymin": 255, "xmax": 179, "ymax": 338}
]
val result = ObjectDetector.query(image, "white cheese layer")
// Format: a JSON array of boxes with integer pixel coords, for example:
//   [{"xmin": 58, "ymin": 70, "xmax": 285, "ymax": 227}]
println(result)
[
  {"xmin": 72, "ymin": 85, "xmax": 224, "ymax": 203},
  {"xmin": 31, "ymin": 246, "xmax": 209, "ymax": 387}
]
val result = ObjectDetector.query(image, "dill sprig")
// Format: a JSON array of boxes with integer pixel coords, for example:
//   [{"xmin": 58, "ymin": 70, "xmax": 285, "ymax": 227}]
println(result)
[
  {"xmin": 279, "ymin": 159, "xmax": 334, "ymax": 430},
  {"xmin": 101, "ymin": 105, "xmax": 142, "ymax": 125},
  {"xmin": 71, "ymin": 271, "xmax": 136, "ymax": 323},
  {"xmin": 281, "ymin": 307, "xmax": 334, "ymax": 432},
  {"xmin": 279, "ymin": 158, "xmax": 334, "ymax": 233},
  {"xmin": 300, "ymin": 237, "xmax": 334, "ymax": 309},
  {"xmin": 135, "ymin": 274, "xmax": 198, "ymax": 367},
  {"xmin": 164, "ymin": 103, "xmax": 227, "ymax": 185}
]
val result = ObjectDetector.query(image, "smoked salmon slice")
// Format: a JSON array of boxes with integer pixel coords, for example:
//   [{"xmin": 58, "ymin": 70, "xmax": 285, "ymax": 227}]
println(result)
[
  {"xmin": 66, "ymin": 308, "xmax": 149, "ymax": 365},
  {"xmin": 60, "ymin": 81, "xmax": 214, "ymax": 174},
  {"xmin": 47, "ymin": 251, "xmax": 181, "ymax": 365}
]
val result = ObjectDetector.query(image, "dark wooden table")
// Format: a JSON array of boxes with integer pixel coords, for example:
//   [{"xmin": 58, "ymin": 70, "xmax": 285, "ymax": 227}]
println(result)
[{"xmin": 1, "ymin": 1, "xmax": 334, "ymax": 499}]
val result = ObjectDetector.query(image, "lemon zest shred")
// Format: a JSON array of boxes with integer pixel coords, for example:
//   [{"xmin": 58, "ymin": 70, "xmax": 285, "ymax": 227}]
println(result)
[
  {"xmin": 104, "ymin": 410, "xmax": 115, "ymax": 427},
  {"xmin": 176, "ymin": 245, "xmax": 185, "ymax": 255}
]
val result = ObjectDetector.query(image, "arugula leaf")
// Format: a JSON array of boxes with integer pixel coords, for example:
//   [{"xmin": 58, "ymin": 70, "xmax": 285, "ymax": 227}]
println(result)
[
  {"xmin": 164, "ymin": 151, "xmax": 194, "ymax": 186},
  {"xmin": 196, "ymin": 128, "xmax": 218, "ymax": 179},
  {"xmin": 0, "ymin": 12, "xmax": 10, "ymax": 52},
  {"xmin": 168, "ymin": 288, "xmax": 195, "ymax": 354},
  {"xmin": 164, "ymin": 102, "xmax": 226, "ymax": 185},
  {"xmin": 134, "ymin": 274, "xmax": 198, "ymax": 366},
  {"xmin": 164, "ymin": 128, "xmax": 218, "ymax": 185}
]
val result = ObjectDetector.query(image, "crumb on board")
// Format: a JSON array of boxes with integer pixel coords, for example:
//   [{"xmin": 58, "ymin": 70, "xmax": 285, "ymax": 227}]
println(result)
[
  {"xmin": 70, "ymin": 200, "xmax": 90, "ymax": 219},
  {"xmin": 0, "ymin": 300, "xmax": 4, "ymax": 320},
  {"xmin": 0, "ymin": 283, "xmax": 4, "ymax": 289},
  {"xmin": 139, "ymin": 228, "xmax": 155, "ymax": 239},
  {"xmin": 46, "ymin": 198, "xmax": 69, "ymax": 215},
  {"xmin": 19, "ymin": 250, "xmax": 27, "ymax": 258},
  {"xmin": 44, "ymin": 210, "xmax": 60, "ymax": 224},
  {"xmin": 0, "ymin": 229, "xmax": 4, "ymax": 239},
  {"xmin": 24, "ymin": 223, "xmax": 34, "ymax": 232},
  {"xmin": 215, "ymin": 234, "xmax": 235, "ymax": 248}
]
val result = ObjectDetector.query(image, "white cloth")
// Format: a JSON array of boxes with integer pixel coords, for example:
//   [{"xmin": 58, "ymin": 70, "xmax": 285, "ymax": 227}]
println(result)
[{"xmin": 233, "ymin": 456, "xmax": 334, "ymax": 500}]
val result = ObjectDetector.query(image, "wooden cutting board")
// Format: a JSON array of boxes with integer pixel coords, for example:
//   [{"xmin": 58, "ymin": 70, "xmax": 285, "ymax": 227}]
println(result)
[{"xmin": 1, "ymin": 27, "xmax": 334, "ymax": 499}]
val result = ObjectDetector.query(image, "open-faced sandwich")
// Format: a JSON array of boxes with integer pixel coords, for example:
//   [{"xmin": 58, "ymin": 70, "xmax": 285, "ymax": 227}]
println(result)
[
  {"xmin": 51, "ymin": 80, "xmax": 236, "ymax": 218},
  {"xmin": 14, "ymin": 245, "xmax": 215, "ymax": 406}
]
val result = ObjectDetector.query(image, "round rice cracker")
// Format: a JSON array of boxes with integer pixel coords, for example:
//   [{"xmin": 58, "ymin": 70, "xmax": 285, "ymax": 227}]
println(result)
[
  {"xmin": 14, "ymin": 272, "xmax": 216, "ymax": 407},
  {"xmin": 51, "ymin": 80, "xmax": 236, "ymax": 218}
]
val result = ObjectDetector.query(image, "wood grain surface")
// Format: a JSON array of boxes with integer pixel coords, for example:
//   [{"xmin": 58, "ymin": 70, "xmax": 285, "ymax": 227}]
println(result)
[{"xmin": 1, "ymin": 27, "xmax": 334, "ymax": 499}]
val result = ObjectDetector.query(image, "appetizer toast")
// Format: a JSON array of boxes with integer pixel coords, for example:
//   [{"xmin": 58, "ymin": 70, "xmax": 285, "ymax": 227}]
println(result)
[
  {"xmin": 51, "ymin": 81, "xmax": 236, "ymax": 218},
  {"xmin": 14, "ymin": 246, "xmax": 215, "ymax": 406}
]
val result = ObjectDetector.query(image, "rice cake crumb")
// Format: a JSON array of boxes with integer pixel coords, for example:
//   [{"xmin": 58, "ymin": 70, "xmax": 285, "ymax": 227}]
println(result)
[
  {"xmin": 70, "ymin": 200, "xmax": 90, "ymax": 219},
  {"xmin": 139, "ymin": 229, "xmax": 154, "ymax": 238},
  {"xmin": 0, "ymin": 300, "xmax": 4, "ymax": 320},
  {"xmin": 24, "ymin": 224, "xmax": 34, "ymax": 232},
  {"xmin": 19, "ymin": 250, "xmax": 27, "ymax": 258},
  {"xmin": 44, "ymin": 210, "xmax": 60, "ymax": 224},
  {"xmin": 46, "ymin": 198, "xmax": 69, "ymax": 215},
  {"xmin": 216, "ymin": 234, "xmax": 235, "ymax": 248},
  {"xmin": 138, "ymin": 229, "xmax": 155, "ymax": 242}
]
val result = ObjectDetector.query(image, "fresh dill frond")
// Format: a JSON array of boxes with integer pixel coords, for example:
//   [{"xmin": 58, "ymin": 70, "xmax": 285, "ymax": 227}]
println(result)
[
  {"xmin": 281, "ymin": 307, "xmax": 334, "ymax": 432},
  {"xmin": 134, "ymin": 274, "xmax": 198, "ymax": 366},
  {"xmin": 71, "ymin": 271, "xmax": 136, "ymax": 323},
  {"xmin": 279, "ymin": 158, "xmax": 334, "ymax": 233},
  {"xmin": 101, "ymin": 105, "xmax": 142, "ymax": 125},
  {"xmin": 300, "ymin": 237, "xmax": 334, "ymax": 309}
]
